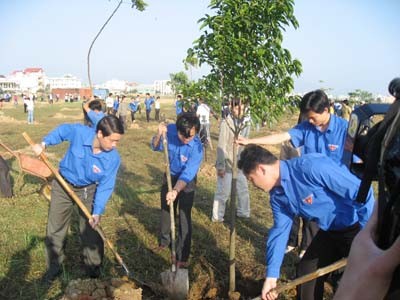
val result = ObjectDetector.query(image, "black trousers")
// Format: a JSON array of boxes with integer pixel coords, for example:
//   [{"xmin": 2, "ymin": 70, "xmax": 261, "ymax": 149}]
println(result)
[
  {"xmin": 296, "ymin": 223, "xmax": 360, "ymax": 300},
  {"xmin": 288, "ymin": 217, "xmax": 319, "ymax": 251},
  {"xmin": 146, "ymin": 110, "xmax": 151, "ymax": 122},
  {"xmin": 130, "ymin": 111, "xmax": 136, "ymax": 122},
  {"xmin": 159, "ymin": 180, "xmax": 195, "ymax": 263},
  {"xmin": 155, "ymin": 109, "xmax": 160, "ymax": 121}
]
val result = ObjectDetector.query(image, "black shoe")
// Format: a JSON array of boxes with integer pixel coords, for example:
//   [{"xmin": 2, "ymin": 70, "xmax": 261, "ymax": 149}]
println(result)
[
  {"xmin": 41, "ymin": 268, "xmax": 61, "ymax": 284},
  {"xmin": 86, "ymin": 265, "xmax": 101, "ymax": 278}
]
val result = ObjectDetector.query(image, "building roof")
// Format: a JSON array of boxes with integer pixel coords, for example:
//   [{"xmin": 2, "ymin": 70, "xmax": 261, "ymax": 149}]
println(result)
[{"xmin": 24, "ymin": 68, "xmax": 44, "ymax": 74}]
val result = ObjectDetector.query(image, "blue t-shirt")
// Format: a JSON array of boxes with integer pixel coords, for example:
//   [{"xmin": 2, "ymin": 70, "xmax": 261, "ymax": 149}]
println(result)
[
  {"xmin": 265, "ymin": 153, "xmax": 374, "ymax": 278},
  {"xmin": 151, "ymin": 124, "xmax": 203, "ymax": 183},
  {"xmin": 43, "ymin": 124, "xmax": 121, "ymax": 215},
  {"xmin": 288, "ymin": 114, "xmax": 348, "ymax": 164}
]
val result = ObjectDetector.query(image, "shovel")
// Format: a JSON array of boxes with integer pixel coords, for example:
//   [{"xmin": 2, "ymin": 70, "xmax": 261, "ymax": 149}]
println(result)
[
  {"xmin": 251, "ymin": 257, "xmax": 347, "ymax": 300},
  {"xmin": 160, "ymin": 133, "xmax": 189, "ymax": 300}
]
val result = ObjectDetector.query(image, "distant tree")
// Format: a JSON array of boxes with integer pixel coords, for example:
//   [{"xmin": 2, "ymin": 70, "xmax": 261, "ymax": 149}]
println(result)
[
  {"xmin": 87, "ymin": 0, "xmax": 147, "ymax": 89},
  {"xmin": 183, "ymin": 55, "xmax": 199, "ymax": 81},
  {"xmin": 187, "ymin": 0, "xmax": 302, "ymax": 293},
  {"xmin": 348, "ymin": 89, "xmax": 374, "ymax": 103},
  {"xmin": 168, "ymin": 71, "xmax": 190, "ymax": 96}
]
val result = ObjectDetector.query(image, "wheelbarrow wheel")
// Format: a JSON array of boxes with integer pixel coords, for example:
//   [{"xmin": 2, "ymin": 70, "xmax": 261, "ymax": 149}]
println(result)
[{"xmin": 40, "ymin": 183, "xmax": 52, "ymax": 201}]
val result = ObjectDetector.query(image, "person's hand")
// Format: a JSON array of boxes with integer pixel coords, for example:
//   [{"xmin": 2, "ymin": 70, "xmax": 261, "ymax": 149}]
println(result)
[
  {"xmin": 158, "ymin": 122, "xmax": 167, "ymax": 137},
  {"xmin": 166, "ymin": 189, "xmax": 178, "ymax": 205},
  {"xmin": 32, "ymin": 143, "xmax": 45, "ymax": 156},
  {"xmin": 235, "ymin": 136, "xmax": 249, "ymax": 146},
  {"xmin": 333, "ymin": 202, "xmax": 400, "ymax": 300},
  {"xmin": 261, "ymin": 277, "xmax": 278, "ymax": 300},
  {"xmin": 89, "ymin": 214, "xmax": 101, "ymax": 229},
  {"xmin": 217, "ymin": 169, "xmax": 225, "ymax": 178}
]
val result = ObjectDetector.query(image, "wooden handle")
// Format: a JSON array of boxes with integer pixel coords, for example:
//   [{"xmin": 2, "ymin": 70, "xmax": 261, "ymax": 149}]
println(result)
[
  {"xmin": 252, "ymin": 258, "xmax": 347, "ymax": 300},
  {"xmin": 162, "ymin": 133, "xmax": 177, "ymax": 272},
  {"xmin": 22, "ymin": 132, "xmax": 131, "ymax": 276}
]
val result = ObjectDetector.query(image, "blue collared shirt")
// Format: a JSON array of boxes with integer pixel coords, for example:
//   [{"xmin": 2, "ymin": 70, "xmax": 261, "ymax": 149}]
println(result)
[
  {"xmin": 129, "ymin": 101, "xmax": 138, "ymax": 112},
  {"xmin": 151, "ymin": 124, "xmax": 203, "ymax": 183},
  {"xmin": 87, "ymin": 110, "xmax": 105, "ymax": 128},
  {"xmin": 43, "ymin": 124, "xmax": 121, "ymax": 215},
  {"xmin": 266, "ymin": 153, "xmax": 374, "ymax": 278},
  {"xmin": 145, "ymin": 98, "xmax": 154, "ymax": 111},
  {"xmin": 289, "ymin": 114, "xmax": 348, "ymax": 164}
]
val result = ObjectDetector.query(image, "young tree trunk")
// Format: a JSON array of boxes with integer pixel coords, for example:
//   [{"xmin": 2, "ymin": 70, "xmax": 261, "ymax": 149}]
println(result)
[{"xmin": 229, "ymin": 140, "xmax": 239, "ymax": 292}]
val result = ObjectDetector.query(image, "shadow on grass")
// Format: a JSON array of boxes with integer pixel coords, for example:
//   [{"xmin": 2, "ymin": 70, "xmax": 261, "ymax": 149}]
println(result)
[{"xmin": 0, "ymin": 235, "xmax": 44, "ymax": 299}]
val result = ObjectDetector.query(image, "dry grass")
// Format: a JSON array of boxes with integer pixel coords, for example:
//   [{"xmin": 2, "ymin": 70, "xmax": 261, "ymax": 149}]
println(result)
[{"xmin": 0, "ymin": 100, "xmax": 319, "ymax": 300}]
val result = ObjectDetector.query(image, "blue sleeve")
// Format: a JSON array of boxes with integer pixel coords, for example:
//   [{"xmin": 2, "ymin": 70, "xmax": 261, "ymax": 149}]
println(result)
[
  {"xmin": 288, "ymin": 122, "xmax": 307, "ymax": 148},
  {"xmin": 43, "ymin": 124, "xmax": 76, "ymax": 146},
  {"xmin": 178, "ymin": 141, "xmax": 203, "ymax": 183},
  {"xmin": 150, "ymin": 135, "xmax": 163, "ymax": 152},
  {"xmin": 92, "ymin": 156, "xmax": 120, "ymax": 215},
  {"xmin": 307, "ymin": 159, "xmax": 374, "ymax": 227},
  {"xmin": 266, "ymin": 197, "xmax": 293, "ymax": 278}
]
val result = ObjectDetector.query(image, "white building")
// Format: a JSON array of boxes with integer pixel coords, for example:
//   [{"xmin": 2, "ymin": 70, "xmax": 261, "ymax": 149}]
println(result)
[
  {"xmin": 0, "ymin": 76, "xmax": 19, "ymax": 92},
  {"xmin": 154, "ymin": 80, "xmax": 172, "ymax": 95},
  {"xmin": 8, "ymin": 68, "xmax": 45, "ymax": 93},
  {"xmin": 98, "ymin": 79, "xmax": 127, "ymax": 93},
  {"xmin": 45, "ymin": 74, "xmax": 82, "ymax": 89}
]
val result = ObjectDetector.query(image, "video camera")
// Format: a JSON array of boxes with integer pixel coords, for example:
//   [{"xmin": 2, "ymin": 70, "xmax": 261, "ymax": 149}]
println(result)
[{"xmin": 343, "ymin": 77, "xmax": 400, "ymax": 297}]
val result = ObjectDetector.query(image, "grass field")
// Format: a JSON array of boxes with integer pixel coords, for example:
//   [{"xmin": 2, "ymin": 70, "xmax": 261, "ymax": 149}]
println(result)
[{"xmin": 0, "ymin": 98, "xmax": 313, "ymax": 300}]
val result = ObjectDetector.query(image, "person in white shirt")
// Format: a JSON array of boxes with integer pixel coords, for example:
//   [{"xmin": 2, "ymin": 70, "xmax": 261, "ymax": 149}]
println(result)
[
  {"xmin": 105, "ymin": 93, "xmax": 114, "ymax": 115},
  {"xmin": 196, "ymin": 97, "xmax": 216, "ymax": 150},
  {"xmin": 26, "ymin": 97, "xmax": 34, "ymax": 124}
]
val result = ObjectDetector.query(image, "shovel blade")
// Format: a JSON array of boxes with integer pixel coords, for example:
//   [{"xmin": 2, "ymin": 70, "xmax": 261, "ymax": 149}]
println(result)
[{"xmin": 161, "ymin": 268, "xmax": 189, "ymax": 300}]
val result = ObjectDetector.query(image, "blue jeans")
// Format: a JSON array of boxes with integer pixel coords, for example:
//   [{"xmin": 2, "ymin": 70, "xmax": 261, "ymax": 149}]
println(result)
[{"xmin": 27, "ymin": 110, "xmax": 34, "ymax": 124}]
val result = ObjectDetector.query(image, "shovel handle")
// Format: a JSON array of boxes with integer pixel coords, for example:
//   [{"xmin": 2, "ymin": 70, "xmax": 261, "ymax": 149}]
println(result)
[
  {"xmin": 22, "ymin": 132, "xmax": 131, "ymax": 276},
  {"xmin": 162, "ymin": 133, "xmax": 177, "ymax": 272},
  {"xmin": 251, "ymin": 258, "xmax": 347, "ymax": 300}
]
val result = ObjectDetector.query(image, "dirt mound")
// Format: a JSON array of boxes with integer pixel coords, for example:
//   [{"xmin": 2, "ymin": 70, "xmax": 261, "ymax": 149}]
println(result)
[
  {"xmin": 59, "ymin": 277, "xmax": 142, "ymax": 300},
  {"xmin": 60, "ymin": 107, "xmax": 80, "ymax": 111}
]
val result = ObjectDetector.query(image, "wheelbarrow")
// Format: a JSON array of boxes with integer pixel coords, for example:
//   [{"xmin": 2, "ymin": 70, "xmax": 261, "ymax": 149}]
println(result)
[{"xmin": 0, "ymin": 140, "xmax": 53, "ymax": 200}]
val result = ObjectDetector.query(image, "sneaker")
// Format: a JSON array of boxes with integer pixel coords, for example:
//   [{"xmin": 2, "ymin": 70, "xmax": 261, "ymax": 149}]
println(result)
[
  {"xmin": 285, "ymin": 245, "xmax": 295, "ymax": 254},
  {"xmin": 299, "ymin": 250, "xmax": 306, "ymax": 259}
]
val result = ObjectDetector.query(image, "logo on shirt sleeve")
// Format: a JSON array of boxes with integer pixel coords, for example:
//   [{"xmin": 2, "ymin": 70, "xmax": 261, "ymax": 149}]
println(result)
[
  {"xmin": 328, "ymin": 144, "xmax": 339, "ymax": 151},
  {"xmin": 92, "ymin": 164, "xmax": 102, "ymax": 173},
  {"xmin": 302, "ymin": 194, "xmax": 313, "ymax": 205},
  {"xmin": 180, "ymin": 155, "xmax": 188, "ymax": 162}
]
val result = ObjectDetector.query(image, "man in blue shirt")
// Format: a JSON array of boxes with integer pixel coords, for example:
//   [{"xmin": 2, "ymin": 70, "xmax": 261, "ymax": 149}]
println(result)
[
  {"xmin": 151, "ymin": 112, "xmax": 203, "ymax": 268},
  {"xmin": 144, "ymin": 93, "xmax": 155, "ymax": 122},
  {"xmin": 83, "ymin": 99, "xmax": 105, "ymax": 128},
  {"xmin": 237, "ymin": 90, "xmax": 349, "ymax": 258},
  {"xmin": 32, "ymin": 115, "xmax": 124, "ymax": 283},
  {"xmin": 237, "ymin": 145, "xmax": 374, "ymax": 300}
]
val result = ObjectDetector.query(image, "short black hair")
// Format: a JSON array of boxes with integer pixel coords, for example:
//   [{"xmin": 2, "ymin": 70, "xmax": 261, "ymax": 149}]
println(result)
[
  {"xmin": 300, "ymin": 89, "xmax": 329, "ymax": 114},
  {"xmin": 176, "ymin": 112, "xmax": 200, "ymax": 138},
  {"xmin": 89, "ymin": 100, "xmax": 102, "ymax": 111},
  {"xmin": 96, "ymin": 115, "xmax": 124, "ymax": 136},
  {"xmin": 238, "ymin": 144, "xmax": 278, "ymax": 175}
]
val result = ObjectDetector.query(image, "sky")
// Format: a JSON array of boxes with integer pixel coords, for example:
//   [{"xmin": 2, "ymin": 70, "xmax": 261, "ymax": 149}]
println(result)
[{"xmin": 0, "ymin": 0, "xmax": 399, "ymax": 96}]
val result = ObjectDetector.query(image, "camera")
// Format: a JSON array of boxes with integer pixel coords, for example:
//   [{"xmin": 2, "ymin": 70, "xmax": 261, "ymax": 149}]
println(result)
[{"xmin": 343, "ymin": 77, "xmax": 400, "ymax": 297}]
